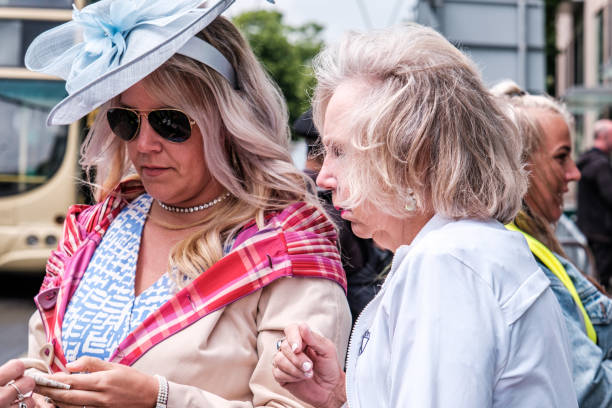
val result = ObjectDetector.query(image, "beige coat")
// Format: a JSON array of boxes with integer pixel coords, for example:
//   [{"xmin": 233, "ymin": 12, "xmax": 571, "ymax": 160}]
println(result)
[{"xmin": 29, "ymin": 276, "xmax": 351, "ymax": 407}]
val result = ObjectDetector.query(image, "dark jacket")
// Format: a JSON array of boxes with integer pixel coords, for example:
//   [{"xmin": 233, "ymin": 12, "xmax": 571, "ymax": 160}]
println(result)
[{"xmin": 577, "ymin": 148, "xmax": 612, "ymax": 242}]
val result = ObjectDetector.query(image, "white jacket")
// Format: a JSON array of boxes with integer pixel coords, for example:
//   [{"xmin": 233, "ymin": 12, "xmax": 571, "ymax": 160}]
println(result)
[{"xmin": 345, "ymin": 215, "xmax": 578, "ymax": 408}]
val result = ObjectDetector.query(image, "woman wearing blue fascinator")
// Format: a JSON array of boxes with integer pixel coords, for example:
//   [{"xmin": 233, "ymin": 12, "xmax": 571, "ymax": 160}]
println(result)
[{"xmin": 16, "ymin": 0, "xmax": 351, "ymax": 407}]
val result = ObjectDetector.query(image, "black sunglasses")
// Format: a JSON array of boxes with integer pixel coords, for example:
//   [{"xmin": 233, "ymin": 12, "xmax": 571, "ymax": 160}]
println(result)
[{"xmin": 107, "ymin": 107, "xmax": 196, "ymax": 143}]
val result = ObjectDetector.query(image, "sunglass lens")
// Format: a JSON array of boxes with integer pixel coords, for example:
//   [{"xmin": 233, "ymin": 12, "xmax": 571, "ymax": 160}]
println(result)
[
  {"xmin": 107, "ymin": 108, "xmax": 139, "ymax": 141},
  {"xmin": 148, "ymin": 110, "xmax": 191, "ymax": 142}
]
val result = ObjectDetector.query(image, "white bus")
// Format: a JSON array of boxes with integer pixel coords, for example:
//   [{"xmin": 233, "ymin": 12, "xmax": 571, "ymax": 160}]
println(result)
[{"xmin": 0, "ymin": 1, "xmax": 86, "ymax": 272}]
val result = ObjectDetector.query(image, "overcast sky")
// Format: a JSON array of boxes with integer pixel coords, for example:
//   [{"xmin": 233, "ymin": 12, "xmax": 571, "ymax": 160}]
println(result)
[{"xmin": 225, "ymin": 0, "xmax": 417, "ymax": 44}]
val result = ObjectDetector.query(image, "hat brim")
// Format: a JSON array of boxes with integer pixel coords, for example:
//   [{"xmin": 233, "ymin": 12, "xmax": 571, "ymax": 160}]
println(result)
[{"xmin": 45, "ymin": 0, "xmax": 234, "ymax": 125}]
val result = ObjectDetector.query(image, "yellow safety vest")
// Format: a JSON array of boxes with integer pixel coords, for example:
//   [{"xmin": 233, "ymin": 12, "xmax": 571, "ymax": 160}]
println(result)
[{"xmin": 506, "ymin": 222, "xmax": 597, "ymax": 344}]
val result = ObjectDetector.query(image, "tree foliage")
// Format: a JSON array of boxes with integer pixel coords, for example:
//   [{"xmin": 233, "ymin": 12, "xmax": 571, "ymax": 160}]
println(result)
[{"xmin": 233, "ymin": 10, "xmax": 324, "ymax": 124}]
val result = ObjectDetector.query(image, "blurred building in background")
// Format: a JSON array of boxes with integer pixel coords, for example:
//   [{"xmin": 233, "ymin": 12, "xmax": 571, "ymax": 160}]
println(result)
[
  {"xmin": 415, "ymin": 0, "xmax": 546, "ymax": 93},
  {"xmin": 556, "ymin": 0, "xmax": 612, "ymax": 150},
  {"xmin": 0, "ymin": 1, "xmax": 86, "ymax": 273}
]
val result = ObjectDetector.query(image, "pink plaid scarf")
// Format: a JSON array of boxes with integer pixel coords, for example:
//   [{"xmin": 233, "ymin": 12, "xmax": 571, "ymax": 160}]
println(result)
[{"xmin": 34, "ymin": 180, "xmax": 346, "ymax": 372}]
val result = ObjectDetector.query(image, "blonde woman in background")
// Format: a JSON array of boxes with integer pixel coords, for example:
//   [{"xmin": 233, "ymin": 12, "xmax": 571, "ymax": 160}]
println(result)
[
  {"xmin": 493, "ymin": 80, "xmax": 612, "ymax": 407},
  {"xmin": 15, "ymin": 0, "xmax": 351, "ymax": 407},
  {"xmin": 271, "ymin": 24, "xmax": 577, "ymax": 408}
]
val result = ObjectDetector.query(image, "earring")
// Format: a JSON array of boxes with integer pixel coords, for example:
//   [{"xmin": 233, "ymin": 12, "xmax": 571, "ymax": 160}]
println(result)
[{"xmin": 405, "ymin": 188, "xmax": 417, "ymax": 212}]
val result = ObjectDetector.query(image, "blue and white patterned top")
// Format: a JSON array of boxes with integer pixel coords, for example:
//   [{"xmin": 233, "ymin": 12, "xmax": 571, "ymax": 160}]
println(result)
[{"xmin": 62, "ymin": 194, "xmax": 173, "ymax": 362}]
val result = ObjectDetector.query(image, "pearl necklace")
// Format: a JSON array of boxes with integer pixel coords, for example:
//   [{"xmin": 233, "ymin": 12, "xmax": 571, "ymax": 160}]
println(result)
[{"xmin": 157, "ymin": 192, "xmax": 230, "ymax": 213}]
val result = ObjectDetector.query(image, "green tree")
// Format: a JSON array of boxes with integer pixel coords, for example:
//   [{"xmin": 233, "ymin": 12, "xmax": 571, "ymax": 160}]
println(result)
[{"xmin": 233, "ymin": 10, "xmax": 324, "ymax": 125}]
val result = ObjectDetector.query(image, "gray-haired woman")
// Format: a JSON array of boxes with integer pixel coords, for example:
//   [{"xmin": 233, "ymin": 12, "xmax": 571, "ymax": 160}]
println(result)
[{"xmin": 272, "ymin": 24, "xmax": 578, "ymax": 408}]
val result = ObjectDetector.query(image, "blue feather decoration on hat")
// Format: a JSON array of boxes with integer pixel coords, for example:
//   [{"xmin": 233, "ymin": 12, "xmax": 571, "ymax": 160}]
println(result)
[
  {"xmin": 66, "ymin": 0, "xmax": 207, "ymax": 93},
  {"xmin": 24, "ymin": 0, "xmax": 275, "ymax": 124}
]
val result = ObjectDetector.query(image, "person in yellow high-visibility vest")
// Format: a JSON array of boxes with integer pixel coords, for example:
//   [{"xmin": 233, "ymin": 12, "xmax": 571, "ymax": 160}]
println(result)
[{"xmin": 493, "ymin": 80, "xmax": 612, "ymax": 407}]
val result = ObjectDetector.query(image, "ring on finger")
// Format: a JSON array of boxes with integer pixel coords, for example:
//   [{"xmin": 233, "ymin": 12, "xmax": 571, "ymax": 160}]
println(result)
[
  {"xmin": 276, "ymin": 337, "xmax": 286, "ymax": 351},
  {"xmin": 6, "ymin": 380, "xmax": 26, "ymax": 401},
  {"xmin": 18, "ymin": 402, "xmax": 27, "ymax": 408},
  {"xmin": 44, "ymin": 397, "xmax": 54, "ymax": 404}
]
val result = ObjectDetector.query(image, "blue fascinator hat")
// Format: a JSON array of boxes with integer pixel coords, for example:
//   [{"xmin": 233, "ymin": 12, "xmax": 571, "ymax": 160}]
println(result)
[{"xmin": 25, "ymin": 0, "xmax": 266, "ymax": 125}]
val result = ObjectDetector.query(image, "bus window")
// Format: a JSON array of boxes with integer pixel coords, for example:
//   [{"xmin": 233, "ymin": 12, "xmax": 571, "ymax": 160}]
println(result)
[
  {"xmin": 0, "ymin": 3, "xmax": 83, "ymax": 272},
  {"xmin": 0, "ymin": 19, "xmax": 63, "ymax": 67},
  {"xmin": 0, "ymin": 79, "xmax": 68, "ymax": 197}
]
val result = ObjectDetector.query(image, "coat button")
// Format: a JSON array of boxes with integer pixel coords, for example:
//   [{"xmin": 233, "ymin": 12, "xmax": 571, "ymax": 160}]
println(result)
[{"xmin": 36, "ymin": 288, "xmax": 59, "ymax": 310}]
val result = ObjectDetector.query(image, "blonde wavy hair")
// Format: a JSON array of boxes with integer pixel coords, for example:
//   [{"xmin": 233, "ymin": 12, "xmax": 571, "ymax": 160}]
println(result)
[
  {"xmin": 80, "ymin": 17, "xmax": 320, "ymax": 287},
  {"xmin": 491, "ymin": 80, "xmax": 573, "ymax": 255},
  {"xmin": 491, "ymin": 80, "xmax": 574, "ymax": 161},
  {"xmin": 311, "ymin": 23, "xmax": 527, "ymax": 223}
]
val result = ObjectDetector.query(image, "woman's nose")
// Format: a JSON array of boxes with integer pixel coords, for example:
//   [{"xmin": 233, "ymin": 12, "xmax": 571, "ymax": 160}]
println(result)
[
  {"xmin": 316, "ymin": 158, "xmax": 337, "ymax": 191},
  {"xmin": 135, "ymin": 115, "xmax": 162, "ymax": 152},
  {"xmin": 566, "ymin": 158, "xmax": 581, "ymax": 182}
]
